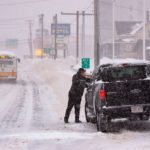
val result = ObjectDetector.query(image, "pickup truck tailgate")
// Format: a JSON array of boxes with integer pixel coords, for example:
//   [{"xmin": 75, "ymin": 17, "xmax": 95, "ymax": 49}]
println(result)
[{"xmin": 105, "ymin": 80, "xmax": 150, "ymax": 106}]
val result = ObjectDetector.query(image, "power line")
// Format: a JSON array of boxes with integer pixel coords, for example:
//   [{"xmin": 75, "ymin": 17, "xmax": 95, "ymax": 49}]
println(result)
[
  {"xmin": 85, "ymin": 0, "xmax": 94, "ymax": 12},
  {"xmin": 0, "ymin": 23, "xmax": 28, "ymax": 28},
  {"xmin": 66, "ymin": 0, "xmax": 94, "ymax": 26},
  {"xmin": 0, "ymin": 0, "xmax": 48, "ymax": 6},
  {"xmin": 61, "ymin": 11, "xmax": 93, "ymax": 63},
  {"xmin": 61, "ymin": 11, "xmax": 80, "ymax": 63},
  {"xmin": 0, "ymin": 24, "xmax": 28, "ymax": 28},
  {"xmin": 0, "ymin": 16, "xmax": 37, "ymax": 23},
  {"xmin": 0, "ymin": 23, "xmax": 25, "ymax": 26},
  {"xmin": 0, "ymin": 27, "xmax": 28, "ymax": 30},
  {"xmin": 60, "ymin": 1, "xmax": 94, "ymax": 60},
  {"xmin": 100, "ymin": 0, "xmax": 142, "ymax": 12},
  {"xmin": 0, "ymin": 39, "xmax": 29, "ymax": 43}
]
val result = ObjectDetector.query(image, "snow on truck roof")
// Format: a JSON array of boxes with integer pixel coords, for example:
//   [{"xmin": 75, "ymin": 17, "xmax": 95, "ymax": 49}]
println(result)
[
  {"xmin": 100, "ymin": 57, "xmax": 150, "ymax": 67},
  {"xmin": 0, "ymin": 51, "xmax": 16, "ymax": 57}
]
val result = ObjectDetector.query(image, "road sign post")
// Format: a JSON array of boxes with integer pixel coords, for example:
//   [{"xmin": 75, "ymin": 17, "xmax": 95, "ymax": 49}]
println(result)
[{"xmin": 44, "ymin": 48, "xmax": 52, "ymax": 54}]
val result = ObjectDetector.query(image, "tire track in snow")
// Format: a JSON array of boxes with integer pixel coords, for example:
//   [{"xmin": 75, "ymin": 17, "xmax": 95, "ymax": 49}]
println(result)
[
  {"xmin": 20, "ymin": 69, "xmax": 46, "ymax": 130},
  {"xmin": 24, "ymin": 69, "xmax": 59, "ymax": 130},
  {"xmin": 31, "ymin": 81, "xmax": 45, "ymax": 129},
  {"xmin": 0, "ymin": 70, "xmax": 33, "ymax": 150},
  {"xmin": 0, "ymin": 82, "xmax": 27, "ymax": 132}
]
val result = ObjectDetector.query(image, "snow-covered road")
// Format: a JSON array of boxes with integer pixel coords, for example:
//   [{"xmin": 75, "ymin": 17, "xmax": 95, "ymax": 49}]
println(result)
[{"xmin": 0, "ymin": 58, "xmax": 150, "ymax": 150}]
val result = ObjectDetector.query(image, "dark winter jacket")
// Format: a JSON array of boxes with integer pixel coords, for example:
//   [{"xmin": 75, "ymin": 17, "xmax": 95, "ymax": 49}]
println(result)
[{"xmin": 69, "ymin": 71, "xmax": 88, "ymax": 97}]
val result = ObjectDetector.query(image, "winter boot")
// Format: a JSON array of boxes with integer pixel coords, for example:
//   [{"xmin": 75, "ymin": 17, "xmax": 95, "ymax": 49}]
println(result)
[
  {"xmin": 64, "ymin": 117, "xmax": 69, "ymax": 123},
  {"xmin": 75, "ymin": 118, "xmax": 82, "ymax": 123}
]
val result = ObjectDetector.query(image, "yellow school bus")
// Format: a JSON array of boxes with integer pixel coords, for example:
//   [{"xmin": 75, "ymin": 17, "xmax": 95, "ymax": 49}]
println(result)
[{"xmin": 0, "ymin": 51, "xmax": 20, "ymax": 81}]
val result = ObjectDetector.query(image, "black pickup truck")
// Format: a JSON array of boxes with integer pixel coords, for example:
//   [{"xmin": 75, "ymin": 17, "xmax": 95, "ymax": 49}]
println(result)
[{"xmin": 85, "ymin": 61, "xmax": 150, "ymax": 132}]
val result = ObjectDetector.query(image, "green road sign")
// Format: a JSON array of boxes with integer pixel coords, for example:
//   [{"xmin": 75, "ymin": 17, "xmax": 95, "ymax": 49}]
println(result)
[
  {"xmin": 44, "ymin": 48, "xmax": 52, "ymax": 54},
  {"xmin": 5, "ymin": 39, "xmax": 18, "ymax": 49},
  {"xmin": 82, "ymin": 58, "xmax": 90, "ymax": 69}
]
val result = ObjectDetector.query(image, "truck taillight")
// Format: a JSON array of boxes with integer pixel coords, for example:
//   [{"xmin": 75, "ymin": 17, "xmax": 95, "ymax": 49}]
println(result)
[{"xmin": 99, "ymin": 90, "xmax": 106, "ymax": 101}]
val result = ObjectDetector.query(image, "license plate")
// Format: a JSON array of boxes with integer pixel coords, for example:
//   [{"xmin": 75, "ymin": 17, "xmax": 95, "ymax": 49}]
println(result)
[{"xmin": 131, "ymin": 106, "xmax": 143, "ymax": 113}]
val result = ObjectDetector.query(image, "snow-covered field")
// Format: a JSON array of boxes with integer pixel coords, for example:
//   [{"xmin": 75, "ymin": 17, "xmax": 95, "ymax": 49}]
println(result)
[{"xmin": 0, "ymin": 57, "xmax": 150, "ymax": 150}]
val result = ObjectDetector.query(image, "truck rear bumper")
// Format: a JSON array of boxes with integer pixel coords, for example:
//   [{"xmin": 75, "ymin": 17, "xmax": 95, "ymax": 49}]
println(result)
[{"xmin": 102, "ymin": 104, "xmax": 150, "ymax": 119}]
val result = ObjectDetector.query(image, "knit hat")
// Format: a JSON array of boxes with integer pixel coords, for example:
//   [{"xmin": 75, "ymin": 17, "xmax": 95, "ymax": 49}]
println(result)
[{"xmin": 78, "ymin": 68, "xmax": 86, "ymax": 73}]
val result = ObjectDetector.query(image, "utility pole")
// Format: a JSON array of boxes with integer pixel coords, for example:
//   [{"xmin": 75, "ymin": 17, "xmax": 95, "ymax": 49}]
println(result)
[
  {"xmin": 27, "ymin": 20, "xmax": 33, "ymax": 58},
  {"xmin": 112, "ymin": 0, "xmax": 115, "ymax": 59},
  {"xmin": 61, "ymin": 11, "xmax": 93, "ymax": 64},
  {"xmin": 39, "ymin": 14, "xmax": 44, "ymax": 58},
  {"xmin": 94, "ymin": 0, "xmax": 100, "ymax": 68},
  {"xmin": 143, "ymin": 0, "xmax": 146, "ymax": 60},
  {"xmin": 76, "ymin": 11, "xmax": 79, "ymax": 63},
  {"xmin": 82, "ymin": 11, "xmax": 85, "ymax": 57},
  {"xmin": 53, "ymin": 14, "xmax": 58, "ymax": 59},
  {"xmin": 61, "ymin": 11, "xmax": 79, "ymax": 63}
]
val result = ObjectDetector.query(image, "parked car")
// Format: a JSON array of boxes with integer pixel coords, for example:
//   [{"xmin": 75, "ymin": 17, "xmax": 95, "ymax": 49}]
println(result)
[{"xmin": 85, "ymin": 60, "xmax": 150, "ymax": 132}]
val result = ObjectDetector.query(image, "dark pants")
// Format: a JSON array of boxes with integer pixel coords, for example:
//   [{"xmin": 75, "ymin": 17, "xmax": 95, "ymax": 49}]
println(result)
[{"xmin": 65, "ymin": 92, "xmax": 82, "ymax": 120}]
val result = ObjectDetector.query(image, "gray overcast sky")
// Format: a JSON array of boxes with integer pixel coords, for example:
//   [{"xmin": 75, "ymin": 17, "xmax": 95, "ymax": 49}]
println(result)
[{"xmin": 0, "ymin": 0, "xmax": 94, "ymax": 40}]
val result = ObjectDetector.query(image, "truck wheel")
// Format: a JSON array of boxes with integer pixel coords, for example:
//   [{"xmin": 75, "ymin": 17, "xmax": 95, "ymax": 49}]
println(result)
[
  {"xmin": 96, "ymin": 112, "xmax": 109, "ymax": 132},
  {"xmin": 85, "ymin": 102, "xmax": 90, "ymax": 122}
]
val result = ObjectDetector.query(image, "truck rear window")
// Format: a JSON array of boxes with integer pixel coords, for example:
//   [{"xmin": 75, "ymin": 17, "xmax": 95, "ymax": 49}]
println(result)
[{"xmin": 103, "ymin": 66, "xmax": 146, "ymax": 81}]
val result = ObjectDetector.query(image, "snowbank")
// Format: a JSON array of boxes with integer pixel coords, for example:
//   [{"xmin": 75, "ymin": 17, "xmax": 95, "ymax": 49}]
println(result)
[
  {"xmin": 122, "ymin": 38, "xmax": 135, "ymax": 42},
  {"xmin": 130, "ymin": 23, "xmax": 143, "ymax": 35}
]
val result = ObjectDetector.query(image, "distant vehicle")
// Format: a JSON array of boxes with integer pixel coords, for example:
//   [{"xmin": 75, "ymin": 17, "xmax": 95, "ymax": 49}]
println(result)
[
  {"xmin": 0, "ymin": 51, "xmax": 20, "ymax": 81},
  {"xmin": 85, "ymin": 60, "xmax": 150, "ymax": 132}
]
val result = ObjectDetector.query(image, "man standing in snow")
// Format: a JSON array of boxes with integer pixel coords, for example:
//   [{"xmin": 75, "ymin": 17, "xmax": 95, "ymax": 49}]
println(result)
[{"xmin": 64, "ymin": 68, "xmax": 88, "ymax": 123}]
